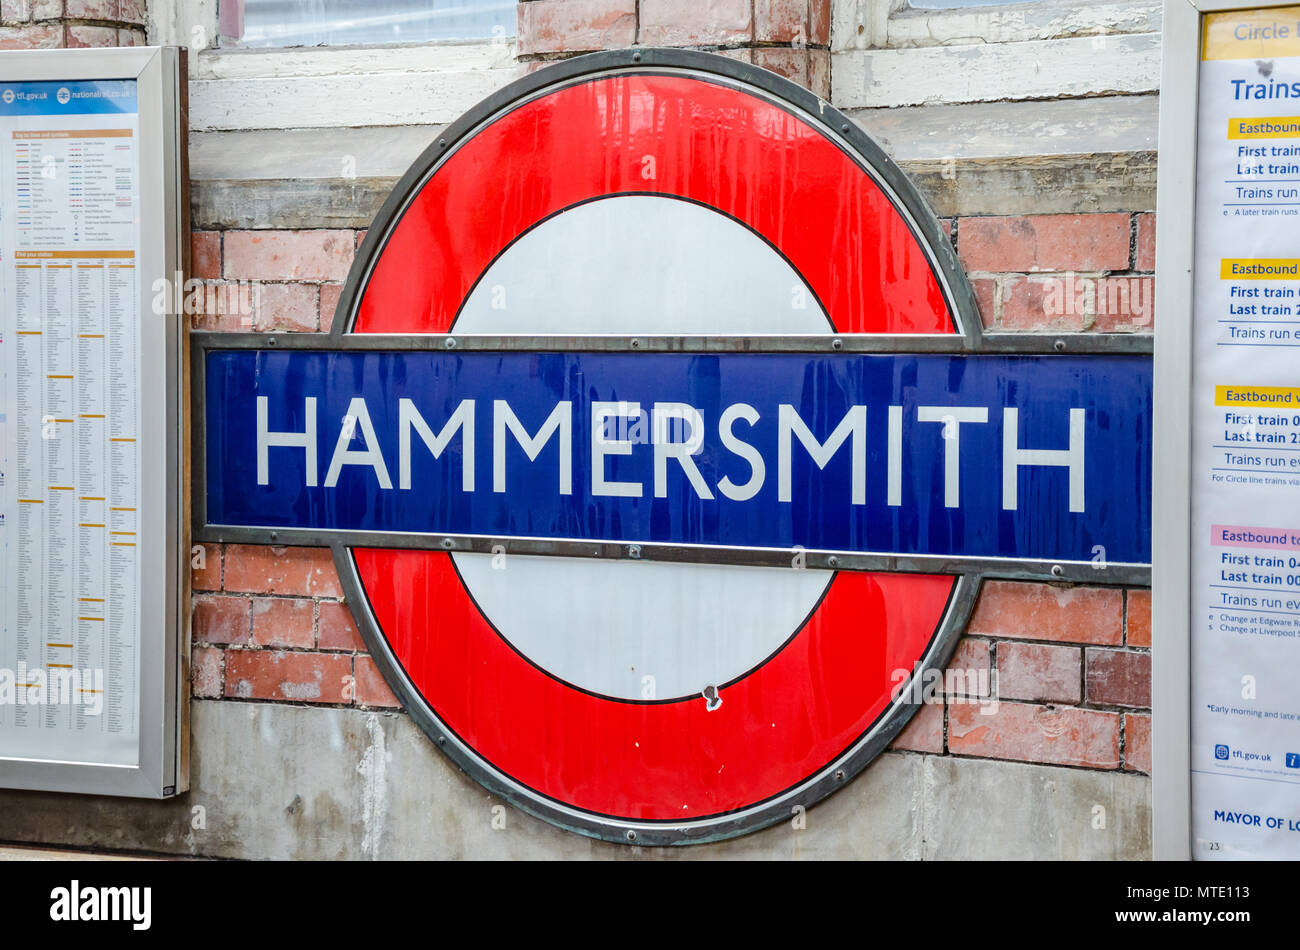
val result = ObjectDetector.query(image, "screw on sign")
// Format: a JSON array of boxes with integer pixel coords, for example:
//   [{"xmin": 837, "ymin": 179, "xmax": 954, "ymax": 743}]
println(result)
[{"xmin": 195, "ymin": 50, "xmax": 1154, "ymax": 844}]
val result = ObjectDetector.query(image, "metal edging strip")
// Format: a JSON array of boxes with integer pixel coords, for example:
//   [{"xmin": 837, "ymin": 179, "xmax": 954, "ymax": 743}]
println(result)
[
  {"xmin": 200, "ymin": 523, "xmax": 1151, "ymax": 587},
  {"xmin": 191, "ymin": 330, "xmax": 1154, "ymax": 355}
]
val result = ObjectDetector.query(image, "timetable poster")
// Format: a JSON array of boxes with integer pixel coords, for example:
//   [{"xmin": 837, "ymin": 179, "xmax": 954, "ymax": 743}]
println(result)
[
  {"xmin": 0, "ymin": 79, "xmax": 141, "ymax": 767},
  {"xmin": 1192, "ymin": 9, "xmax": 1300, "ymax": 859}
]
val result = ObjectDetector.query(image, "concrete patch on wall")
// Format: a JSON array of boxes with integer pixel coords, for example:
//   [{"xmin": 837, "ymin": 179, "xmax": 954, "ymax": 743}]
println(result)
[
  {"xmin": 0, "ymin": 701, "xmax": 1149, "ymax": 860},
  {"xmin": 921, "ymin": 756, "xmax": 1152, "ymax": 860}
]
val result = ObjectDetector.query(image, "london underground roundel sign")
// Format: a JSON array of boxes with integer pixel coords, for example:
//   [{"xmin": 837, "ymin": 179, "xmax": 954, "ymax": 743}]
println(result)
[{"xmin": 195, "ymin": 50, "xmax": 1155, "ymax": 844}]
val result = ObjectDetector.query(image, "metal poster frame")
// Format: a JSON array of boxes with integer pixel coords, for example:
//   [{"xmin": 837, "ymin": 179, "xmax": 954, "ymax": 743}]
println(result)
[
  {"xmin": 192, "ymin": 48, "xmax": 1152, "ymax": 844},
  {"xmin": 1153, "ymin": 0, "xmax": 1300, "ymax": 861},
  {"xmin": 0, "ymin": 47, "xmax": 189, "ymax": 799}
]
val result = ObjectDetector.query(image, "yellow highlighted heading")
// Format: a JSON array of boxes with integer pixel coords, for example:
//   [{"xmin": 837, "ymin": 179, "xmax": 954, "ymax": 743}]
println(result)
[
  {"xmin": 12, "ymin": 129, "xmax": 132, "ymax": 141},
  {"xmin": 13, "ymin": 249, "xmax": 133, "ymax": 259},
  {"xmin": 1230, "ymin": 116, "xmax": 1300, "ymax": 138},
  {"xmin": 1216, "ymin": 385, "xmax": 1300, "ymax": 407},
  {"xmin": 1205, "ymin": 7, "xmax": 1300, "ymax": 59},
  {"xmin": 1221, "ymin": 258, "xmax": 1300, "ymax": 279}
]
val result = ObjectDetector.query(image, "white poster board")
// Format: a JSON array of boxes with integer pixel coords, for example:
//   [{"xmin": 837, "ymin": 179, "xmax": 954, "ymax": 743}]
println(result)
[
  {"xmin": 0, "ymin": 48, "xmax": 187, "ymax": 798},
  {"xmin": 1157, "ymin": 2, "xmax": 1300, "ymax": 860}
]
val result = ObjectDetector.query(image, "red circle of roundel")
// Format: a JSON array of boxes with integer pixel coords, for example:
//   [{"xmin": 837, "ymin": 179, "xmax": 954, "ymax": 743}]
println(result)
[
  {"xmin": 351, "ymin": 72, "xmax": 959, "ymax": 824},
  {"xmin": 356, "ymin": 74, "xmax": 953, "ymax": 336}
]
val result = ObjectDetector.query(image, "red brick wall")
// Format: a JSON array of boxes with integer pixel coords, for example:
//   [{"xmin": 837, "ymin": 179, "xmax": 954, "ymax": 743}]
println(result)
[
  {"xmin": 893, "ymin": 583, "xmax": 1151, "ymax": 774},
  {"xmin": 959, "ymin": 213, "xmax": 1156, "ymax": 332},
  {"xmin": 189, "ymin": 229, "xmax": 360, "ymax": 332},
  {"xmin": 192, "ymin": 542, "xmax": 398, "ymax": 708},
  {"xmin": 0, "ymin": 0, "xmax": 146, "ymax": 48},
  {"xmin": 517, "ymin": 0, "xmax": 831, "ymax": 97}
]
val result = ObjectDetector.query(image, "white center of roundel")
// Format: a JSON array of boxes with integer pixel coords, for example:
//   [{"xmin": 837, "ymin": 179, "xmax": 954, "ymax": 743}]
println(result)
[{"xmin": 452, "ymin": 194, "xmax": 833, "ymax": 701}]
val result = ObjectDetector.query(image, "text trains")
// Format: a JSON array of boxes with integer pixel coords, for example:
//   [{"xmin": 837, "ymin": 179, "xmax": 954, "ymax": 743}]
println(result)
[{"xmin": 256, "ymin": 397, "xmax": 1086, "ymax": 513}]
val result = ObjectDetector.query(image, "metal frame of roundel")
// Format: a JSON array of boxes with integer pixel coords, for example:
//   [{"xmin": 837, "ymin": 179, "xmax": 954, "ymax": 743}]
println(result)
[{"xmin": 191, "ymin": 48, "xmax": 1152, "ymax": 845}]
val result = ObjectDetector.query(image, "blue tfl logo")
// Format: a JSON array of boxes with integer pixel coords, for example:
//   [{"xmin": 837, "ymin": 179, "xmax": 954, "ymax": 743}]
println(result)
[{"xmin": 1215, "ymin": 744, "xmax": 1230, "ymax": 761}]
